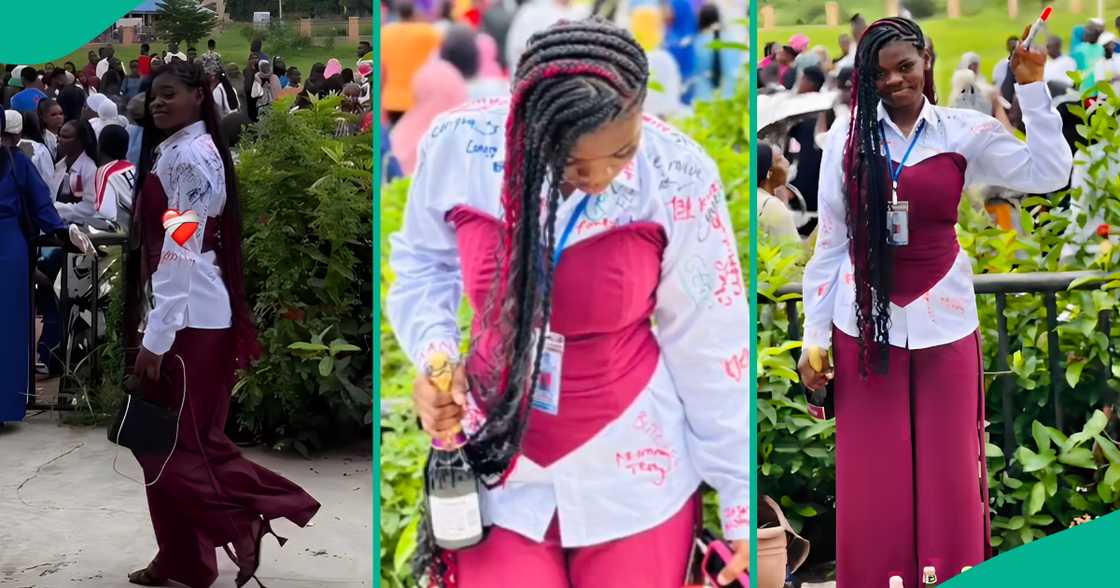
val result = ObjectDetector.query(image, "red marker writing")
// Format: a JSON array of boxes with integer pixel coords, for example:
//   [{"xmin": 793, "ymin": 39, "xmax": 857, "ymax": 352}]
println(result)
[{"xmin": 1023, "ymin": 6, "xmax": 1053, "ymax": 50}]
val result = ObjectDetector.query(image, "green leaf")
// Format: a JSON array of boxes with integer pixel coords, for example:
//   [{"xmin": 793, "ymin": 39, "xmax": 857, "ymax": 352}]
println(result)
[
  {"xmin": 329, "ymin": 340, "xmax": 363, "ymax": 355},
  {"xmin": 1065, "ymin": 359, "xmax": 1088, "ymax": 388},
  {"xmin": 1027, "ymin": 482, "xmax": 1045, "ymax": 515},
  {"xmin": 1032, "ymin": 421, "xmax": 1051, "ymax": 453},
  {"xmin": 393, "ymin": 516, "xmax": 419, "ymax": 573},
  {"xmin": 1094, "ymin": 434, "xmax": 1120, "ymax": 466},
  {"xmin": 1104, "ymin": 463, "xmax": 1120, "ymax": 490},
  {"xmin": 1017, "ymin": 447, "xmax": 1056, "ymax": 472},
  {"xmin": 288, "ymin": 341, "xmax": 329, "ymax": 354},
  {"xmin": 1058, "ymin": 447, "xmax": 1097, "ymax": 470},
  {"xmin": 318, "ymin": 355, "xmax": 334, "ymax": 377},
  {"xmin": 1006, "ymin": 515, "xmax": 1025, "ymax": 530}
]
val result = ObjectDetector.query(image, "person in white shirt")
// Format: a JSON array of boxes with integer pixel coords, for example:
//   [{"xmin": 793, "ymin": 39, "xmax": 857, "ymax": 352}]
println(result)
[
  {"xmin": 1093, "ymin": 32, "xmax": 1120, "ymax": 88},
  {"xmin": 164, "ymin": 41, "xmax": 188, "ymax": 63},
  {"xmin": 36, "ymin": 98, "xmax": 63, "ymax": 160},
  {"xmin": 756, "ymin": 142, "xmax": 801, "ymax": 243},
  {"xmin": 87, "ymin": 93, "xmax": 128, "ymax": 139},
  {"xmin": 504, "ymin": 0, "xmax": 588, "ymax": 71},
  {"xmin": 206, "ymin": 60, "xmax": 239, "ymax": 119},
  {"xmin": 1044, "ymin": 35, "xmax": 1078, "ymax": 85},
  {"xmin": 389, "ymin": 17, "xmax": 748, "ymax": 588},
  {"xmin": 797, "ymin": 18, "xmax": 1071, "ymax": 588},
  {"xmin": 51, "ymin": 120, "xmax": 107, "ymax": 228},
  {"xmin": 991, "ymin": 34, "xmax": 1018, "ymax": 88},
  {"xmin": 92, "ymin": 124, "xmax": 134, "ymax": 231},
  {"xmin": 4, "ymin": 111, "xmax": 54, "ymax": 183},
  {"xmin": 123, "ymin": 60, "xmax": 319, "ymax": 588},
  {"xmin": 95, "ymin": 45, "xmax": 114, "ymax": 80}
]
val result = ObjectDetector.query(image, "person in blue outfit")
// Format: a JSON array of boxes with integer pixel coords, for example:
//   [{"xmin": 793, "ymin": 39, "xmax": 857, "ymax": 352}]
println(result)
[
  {"xmin": 0, "ymin": 108, "xmax": 94, "ymax": 425},
  {"xmin": 381, "ymin": 126, "xmax": 402, "ymax": 185},
  {"xmin": 10, "ymin": 67, "xmax": 47, "ymax": 114},
  {"xmin": 665, "ymin": 0, "xmax": 699, "ymax": 103}
]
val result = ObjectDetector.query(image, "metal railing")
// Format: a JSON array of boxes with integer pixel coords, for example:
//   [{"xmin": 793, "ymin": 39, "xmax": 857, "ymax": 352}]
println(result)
[
  {"xmin": 30, "ymin": 232, "xmax": 129, "ymax": 414},
  {"xmin": 760, "ymin": 271, "xmax": 1116, "ymax": 458}
]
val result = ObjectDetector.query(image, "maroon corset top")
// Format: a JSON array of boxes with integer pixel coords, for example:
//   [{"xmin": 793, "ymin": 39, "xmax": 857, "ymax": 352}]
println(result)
[
  {"xmin": 449, "ymin": 205, "xmax": 667, "ymax": 467},
  {"xmin": 889, "ymin": 152, "xmax": 967, "ymax": 307}
]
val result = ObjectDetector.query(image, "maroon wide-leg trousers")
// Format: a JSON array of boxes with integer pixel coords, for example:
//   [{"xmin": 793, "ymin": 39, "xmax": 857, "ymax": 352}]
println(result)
[
  {"xmin": 833, "ymin": 328, "xmax": 990, "ymax": 587},
  {"xmin": 133, "ymin": 328, "xmax": 320, "ymax": 587}
]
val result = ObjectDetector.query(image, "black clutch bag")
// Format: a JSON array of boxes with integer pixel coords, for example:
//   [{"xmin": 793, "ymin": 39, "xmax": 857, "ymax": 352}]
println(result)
[{"xmin": 106, "ymin": 375, "xmax": 179, "ymax": 454}]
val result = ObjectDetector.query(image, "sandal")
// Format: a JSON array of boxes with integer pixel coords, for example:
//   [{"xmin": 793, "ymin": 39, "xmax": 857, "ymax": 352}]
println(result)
[
  {"xmin": 127, "ymin": 565, "xmax": 168, "ymax": 586},
  {"xmin": 223, "ymin": 517, "xmax": 288, "ymax": 588}
]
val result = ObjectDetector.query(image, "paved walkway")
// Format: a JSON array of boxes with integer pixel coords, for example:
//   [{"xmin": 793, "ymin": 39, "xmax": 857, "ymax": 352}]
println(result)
[{"xmin": 0, "ymin": 411, "xmax": 372, "ymax": 587}]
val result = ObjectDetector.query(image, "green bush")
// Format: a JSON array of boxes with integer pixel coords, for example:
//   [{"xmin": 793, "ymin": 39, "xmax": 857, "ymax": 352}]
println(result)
[
  {"xmin": 379, "ymin": 70, "xmax": 750, "ymax": 585},
  {"xmin": 757, "ymin": 79, "xmax": 1120, "ymax": 562},
  {"xmin": 231, "ymin": 96, "xmax": 373, "ymax": 455},
  {"xmin": 239, "ymin": 21, "xmax": 310, "ymax": 56}
]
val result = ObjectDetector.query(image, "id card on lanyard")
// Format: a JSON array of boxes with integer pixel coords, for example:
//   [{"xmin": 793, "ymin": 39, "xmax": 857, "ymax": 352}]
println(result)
[
  {"xmin": 530, "ymin": 195, "xmax": 590, "ymax": 416},
  {"xmin": 880, "ymin": 119, "xmax": 926, "ymax": 247}
]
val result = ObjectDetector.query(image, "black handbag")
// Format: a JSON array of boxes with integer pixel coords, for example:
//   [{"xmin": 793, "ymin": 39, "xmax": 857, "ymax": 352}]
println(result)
[{"xmin": 106, "ymin": 374, "xmax": 180, "ymax": 454}]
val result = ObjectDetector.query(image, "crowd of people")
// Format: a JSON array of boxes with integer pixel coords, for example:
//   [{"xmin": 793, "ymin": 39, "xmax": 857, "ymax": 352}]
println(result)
[
  {"xmin": 756, "ymin": 12, "xmax": 1120, "ymax": 250},
  {"xmin": 379, "ymin": 0, "xmax": 748, "ymax": 183}
]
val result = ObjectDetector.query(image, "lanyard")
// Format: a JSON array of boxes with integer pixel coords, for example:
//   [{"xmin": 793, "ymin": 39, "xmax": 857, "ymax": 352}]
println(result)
[
  {"xmin": 879, "ymin": 119, "xmax": 927, "ymax": 204},
  {"xmin": 552, "ymin": 195, "xmax": 590, "ymax": 269}
]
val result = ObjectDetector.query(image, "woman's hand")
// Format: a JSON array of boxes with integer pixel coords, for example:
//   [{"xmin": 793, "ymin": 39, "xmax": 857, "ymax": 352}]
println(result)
[
  {"xmin": 133, "ymin": 346, "xmax": 163, "ymax": 383},
  {"xmin": 716, "ymin": 539, "xmax": 751, "ymax": 585},
  {"xmin": 413, "ymin": 363, "xmax": 468, "ymax": 445},
  {"xmin": 1010, "ymin": 25, "xmax": 1046, "ymax": 85},
  {"xmin": 797, "ymin": 345, "xmax": 834, "ymax": 392}
]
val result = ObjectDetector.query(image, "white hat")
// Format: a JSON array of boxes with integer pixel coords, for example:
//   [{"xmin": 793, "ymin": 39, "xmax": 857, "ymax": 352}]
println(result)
[
  {"xmin": 4, "ymin": 110, "xmax": 23, "ymax": 135},
  {"xmin": 1101, "ymin": 32, "xmax": 1117, "ymax": 46}
]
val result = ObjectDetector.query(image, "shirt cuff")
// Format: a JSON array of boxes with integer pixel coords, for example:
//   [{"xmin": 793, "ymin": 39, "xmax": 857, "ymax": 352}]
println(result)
[
  {"xmin": 719, "ymin": 496, "xmax": 750, "ymax": 541},
  {"xmin": 1014, "ymin": 81, "xmax": 1051, "ymax": 111},
  {"xmin": 142, "ymin": 325, "xmax": 175, "ymax": 356},
  {"xmin": 414, "ymin": 338, "xmax": 462, "ymax": 371},
  {"xmin": 802, "ymin": 322, "xmax": 834, "ymax": 351}
]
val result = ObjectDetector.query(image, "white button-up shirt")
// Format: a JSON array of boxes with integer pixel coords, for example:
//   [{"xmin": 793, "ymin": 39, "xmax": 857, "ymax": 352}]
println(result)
[
  {"xmin": 141, "ymin": 121, "xmax": 232, "ymax": 355},
  {"xmin": 387, "ymin": 98, "xmax": 750, "ymax": 544},
  {"xmin": 802, "ymin": 82, "xmax": 1072, "ymax": 351}
]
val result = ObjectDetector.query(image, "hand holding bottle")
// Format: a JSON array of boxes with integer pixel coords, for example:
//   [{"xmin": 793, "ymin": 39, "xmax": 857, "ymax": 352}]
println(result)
[
  {"xmin": 797, "ymin": 344, "xmax": 834, "ymax": 392},
  {"xmin": 412, "ymin": 353, "xmax": 468, "ymax": 446}
]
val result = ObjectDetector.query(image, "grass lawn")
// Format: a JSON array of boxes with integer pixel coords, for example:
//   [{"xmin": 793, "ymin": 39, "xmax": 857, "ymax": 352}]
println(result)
[
  {"xmin": 760, "ymin": 1, "xmax": 1120, "ymax": 97},
  {"xmin": 28, "ymin": 21, "xmax": 371, "ymax": 80}
]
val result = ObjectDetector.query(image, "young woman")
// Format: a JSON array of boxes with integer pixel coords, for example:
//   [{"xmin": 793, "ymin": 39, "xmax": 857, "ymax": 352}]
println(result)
[
  {"xmin": 14, "ymin": 113, "xmax": 53, "ymax": 181},
  {"xmin": 51, "ymin": 120, "xmax": 105, "ymax": 228},
  {"xmin": 36, "ymin": 98, "xmax": 64, "ymax": 159},
  {"xmin": 123, "ymin": 60, "xmax": 320, "ymax": 588},
  {"xmin": 206, "ymin": 61, "xmax": 239, "ymax": 119},
  {"xmin": 388, "ymin": 17, "xmax": 749, "ymax": 587},
  {"xmin": 797, "ymin": 18, "xmax": 1072, "ymax": 587},
  {"xmin": 756, "ymin": 142, "xmax": 800, "ymax": 243},
  {"xmin": 0, "ymin": 107, "xmax": 93, "ymax": 425}
]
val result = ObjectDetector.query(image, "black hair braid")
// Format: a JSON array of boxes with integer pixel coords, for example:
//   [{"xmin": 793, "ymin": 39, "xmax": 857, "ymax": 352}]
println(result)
[
  {"xmin": 411, "ymin": 17, "xmax": 648, "ymax": 588},
  {"xmin": 843, "ymin": 17, "xmax": 933, "ymax": 375}
]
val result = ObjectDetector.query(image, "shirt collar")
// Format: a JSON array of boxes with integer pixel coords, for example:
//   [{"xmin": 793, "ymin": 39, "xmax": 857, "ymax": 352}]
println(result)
[
  {"xmin": 155, "ymin": 120, "xmax": 206, "ymax": 155},
  {"xmin": 875, "ymin": 96, "xmax": 938, "ymax": 139}
]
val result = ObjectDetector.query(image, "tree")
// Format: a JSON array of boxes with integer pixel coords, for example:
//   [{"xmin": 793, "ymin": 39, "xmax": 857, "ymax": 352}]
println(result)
[{"xmin": 154, "ymin": 0, "xmax": 219, "ymax": 46}]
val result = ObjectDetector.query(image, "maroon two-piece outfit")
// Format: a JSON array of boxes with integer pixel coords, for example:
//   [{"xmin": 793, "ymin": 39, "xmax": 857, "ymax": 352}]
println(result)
[
  {"xmin": 132, "ymin": 173, "xmax": 320, "ymax": 587},
  {"xmin": 832, "ymin": 153, "xmax": 990, "ymax": 587}
]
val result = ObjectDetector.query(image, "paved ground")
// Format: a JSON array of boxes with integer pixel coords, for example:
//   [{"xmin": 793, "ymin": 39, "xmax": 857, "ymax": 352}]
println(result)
[{"xmin": 0, "ymin": 406, "xmax": 372, "ymax": 588}]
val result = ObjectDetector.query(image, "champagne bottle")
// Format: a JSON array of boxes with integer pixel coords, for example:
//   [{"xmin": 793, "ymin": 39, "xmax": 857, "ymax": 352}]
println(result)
[
  {"xmin": 922, "ymin": 566, "xmax": 938, "ymax": 586},
  {"xmin": 889, "ymin": 575, "xmax": 905, "ymax": 588},
  {"xmin": 424, "ymin": 353, "xmax": 484, "ymax": 550}
]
